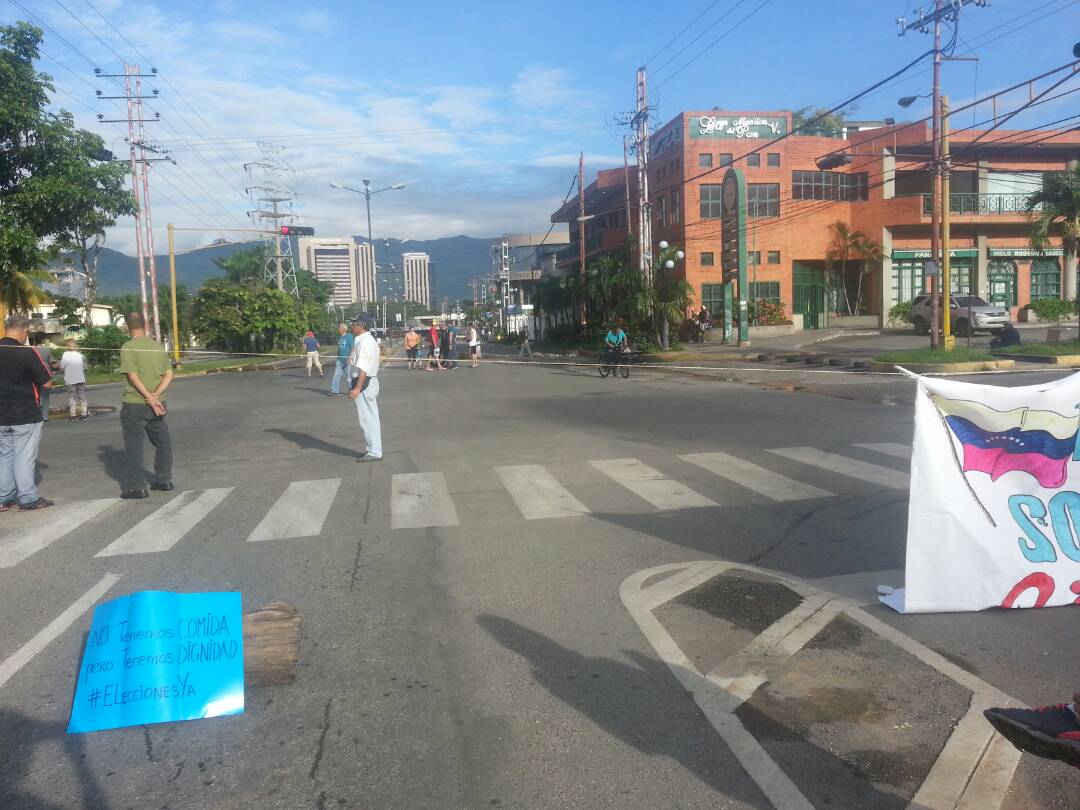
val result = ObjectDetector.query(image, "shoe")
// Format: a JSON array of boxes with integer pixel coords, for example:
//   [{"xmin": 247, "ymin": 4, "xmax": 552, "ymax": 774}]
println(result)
[
  {"xmin": 984, "ymin": 704, "xmax": 1080, "ymax": 768},
  {"xmin": 19, "ymin": 497, "xmax": 54, "ymax": 511},
  {"xmin": 121, "ymin": 489, "xmax": 149, "ymax": 499},
  {"xmin": 356, "ymin": 455, "xmax": 382, "ymax": 463},
  {"xmin": 150, "ymin": 482, "xmax": 175, "ymax": 492},
  {"xmin": 0, "ymin": 500, "xmax": 16, "ymax": 512}
]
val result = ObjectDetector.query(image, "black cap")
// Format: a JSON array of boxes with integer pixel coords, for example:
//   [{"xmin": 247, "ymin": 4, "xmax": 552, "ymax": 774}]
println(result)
[{"xmin": 351, "ymin": 315, "xmax": 370, "ymax": 328}]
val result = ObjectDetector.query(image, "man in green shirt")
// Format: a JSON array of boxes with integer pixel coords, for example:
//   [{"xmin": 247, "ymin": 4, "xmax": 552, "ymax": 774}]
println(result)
[{"xmin": 118, "ymin": 312, "xmax": 174, "ymax": 499}]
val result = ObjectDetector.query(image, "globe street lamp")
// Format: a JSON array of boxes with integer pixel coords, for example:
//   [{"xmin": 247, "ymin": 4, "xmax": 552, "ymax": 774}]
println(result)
[{"xmin": 329, "ymin": 179, "xmax": 406, "ymax": 241}]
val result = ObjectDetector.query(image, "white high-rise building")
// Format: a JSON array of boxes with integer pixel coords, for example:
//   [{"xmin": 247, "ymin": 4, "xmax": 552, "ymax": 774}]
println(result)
[
  {"xmin": 402, "ymin": 252, "xmax": 431, "ymax": 308},
  {"xmin": 297, "ymin": 238, "xmax": 376, "ymax": 306}
]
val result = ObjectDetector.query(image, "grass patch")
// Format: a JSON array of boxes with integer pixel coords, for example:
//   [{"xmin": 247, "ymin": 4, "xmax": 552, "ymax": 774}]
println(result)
[
  {"xmin": 873, "ymin": 347, "xmax": 995, "ymax": 364},
  {"xmin": 994, "ymin": 341, "xmax": 1080, "ymax": 357},
  {"xmin": 80, "ymin": 356, "xmax": 277, "ymax": 385}
]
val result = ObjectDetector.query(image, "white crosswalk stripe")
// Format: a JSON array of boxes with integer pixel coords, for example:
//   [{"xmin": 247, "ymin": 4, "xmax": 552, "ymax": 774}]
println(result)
[
  {"xmin": 0, "ymin": 499, "xmax": 118, "ymax": 569},
  {"xmin": 767, "ymin": 447, "xmax": 909, "ymax": 490},
  {"xmin": 679, "ymin": 452, "xmax": 833, "ymax": 502},
  {"xmin": 392, "ymin": 473, "xmax": 459, "ymax": 529},
  {"xmin": 247, "ymin": 479, "xmax": 342, "ymax": 542},
  {"xmin": 495, "ymin": 465, "xmax": 590, "ymax": 520},
  {"xmin": 590, "ymin": 458, "xmax": 717, "ymax": 510},
  {"xmin": 854, "ymin": 442, "xmax": 911, "ymax": 460},
  {"xmin": 94, "ymin": 488, "xmax": 234, "ymax": 557}
]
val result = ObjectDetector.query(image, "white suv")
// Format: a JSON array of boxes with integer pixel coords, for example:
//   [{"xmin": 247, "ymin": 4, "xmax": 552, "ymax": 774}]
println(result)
[{"xmin": 909, "ymin": 294, "xmax": 1010, "ymax": 337}]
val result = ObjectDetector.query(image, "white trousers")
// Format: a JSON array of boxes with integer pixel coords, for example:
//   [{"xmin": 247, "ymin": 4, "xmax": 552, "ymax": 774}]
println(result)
[{"xmin": 354, "ymin": 377, "xmax": 382, "ymax": 458}]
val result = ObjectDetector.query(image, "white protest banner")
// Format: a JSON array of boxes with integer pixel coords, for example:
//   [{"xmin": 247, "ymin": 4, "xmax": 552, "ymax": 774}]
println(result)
[{"xmin": 883, "ymin": 371, "xmax": 1080, "ymax": 614}]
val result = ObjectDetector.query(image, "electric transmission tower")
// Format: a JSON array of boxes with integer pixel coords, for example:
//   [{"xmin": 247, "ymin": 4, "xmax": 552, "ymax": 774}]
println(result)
[{"xmin": 245, "ymin": 143, "xmax": 300, "ymax": 297}]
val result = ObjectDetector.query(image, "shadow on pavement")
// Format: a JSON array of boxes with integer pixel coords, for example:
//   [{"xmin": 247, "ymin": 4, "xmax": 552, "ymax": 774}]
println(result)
[
  {"xmin": 0, "ymin": 708, "xmax": 105, "ymax": 809},
  {"xmin": 263, "ymin": 428, "xmax": 358, "ymax": 459},
  {"xmin": 97, "ymin": 444, "xmax": 147, "ymax": 491},
  {"xmin": 478, "ymin": 614, "xmax": 771, "ymax": 805}
]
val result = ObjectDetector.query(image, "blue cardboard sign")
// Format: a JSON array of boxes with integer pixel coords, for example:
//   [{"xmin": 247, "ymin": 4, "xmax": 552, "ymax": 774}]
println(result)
[{"xmin": 68, "ymin": 591, "xmax": 244, "ymax": 734}]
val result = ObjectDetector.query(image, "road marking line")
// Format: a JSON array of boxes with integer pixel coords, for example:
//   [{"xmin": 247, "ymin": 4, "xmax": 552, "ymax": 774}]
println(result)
[
  {"xmin": 494, "ymin": 465, "xmax": 589, "ymax": 520},
  {"xmin": 768, "ymin": 447, "xmax": 909, "ymax": 489},
  {"xmin": 590, "ymin": 458, "xmax": 717, "ymax": 510},
  {"xmin": 853, "ymin": 442, "xmax": 911, "ymax": 459},
  {"xmin": 94, "ymin": 489, "xmax": 233, "ymax": 557},
  {"xmin": 247, "ymin": 479, "xmax": 342, "ymax": 542},
  {"xmin": 0, "ymin": 573, "xmax": 120, "ymax": 689},
  {"xmin": 0, "ymin": 499, "xmax": 118, "ymax": 568},
  {"xmin": 679, "ymin": 451, "xmax": 833, "ymax": 501},
  {"xmin": 391, "ymin": 473, "xmax": 459, "ymax": 529}
]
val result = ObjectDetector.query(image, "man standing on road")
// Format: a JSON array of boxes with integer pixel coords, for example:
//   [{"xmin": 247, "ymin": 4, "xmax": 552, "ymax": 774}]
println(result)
[
  {"xmin": 118, "ymin": 312, "xmax": 174, "ymax": 500},
  {"xmin": 303, "ymin": 330, "xmax": 323, "ymax": 378},
  {"xmin": 328, "ymin": 323, "xmax": 353, "ymax": 395},
  {"xmin": 348, "ymin": 317, "xmax": 382, "ymax": 462},
  {"xmin": 518, "ymin": 325, "xmax": 532, "ymax": 359},
  {"xmin": 0, "ymin": 314, "xmax": 54, "ymax": 511}
]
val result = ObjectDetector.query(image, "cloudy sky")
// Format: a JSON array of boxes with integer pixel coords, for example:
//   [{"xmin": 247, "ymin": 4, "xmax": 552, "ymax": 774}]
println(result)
[{"xmin": 6, "ymin": 0, "xmax": 1078, "ymax": 252}]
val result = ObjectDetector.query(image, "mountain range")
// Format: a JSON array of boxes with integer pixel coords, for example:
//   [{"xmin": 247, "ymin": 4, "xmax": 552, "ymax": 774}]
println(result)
[{"xmin": 63, "ymin": 234, "xmax": 495, "ymax": 300}]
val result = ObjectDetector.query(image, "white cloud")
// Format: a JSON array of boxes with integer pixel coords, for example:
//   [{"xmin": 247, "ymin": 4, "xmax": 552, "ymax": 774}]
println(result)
[
  {"xmin": 295, "ymin": 9, "xmax": 333, "ymax": 35},
  {"xmin": 531, "ymin": 153, "xmax": 625, "ymax": 169},
  {"xmin": 511, "ymin": 65, "xmax": 574, "ymax": 109}
]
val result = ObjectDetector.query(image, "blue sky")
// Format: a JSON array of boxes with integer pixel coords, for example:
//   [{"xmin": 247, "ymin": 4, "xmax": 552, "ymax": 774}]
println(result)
[{"xmin": 5, "ymin": 0, "xmax": 1079, "ymax": 252}]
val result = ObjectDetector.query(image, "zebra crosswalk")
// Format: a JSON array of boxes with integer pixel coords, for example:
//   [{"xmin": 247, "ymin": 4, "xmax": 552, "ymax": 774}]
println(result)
[{"xmin": 0, "ymin": 442, "xmax": 912, "ymax": 572}]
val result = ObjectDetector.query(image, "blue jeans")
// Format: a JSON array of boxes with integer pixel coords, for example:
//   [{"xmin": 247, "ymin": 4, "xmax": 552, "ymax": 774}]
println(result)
[
  {"xmin": 330, "ymin": 359, "xmax": 348, "ymax": 394},
  {"xmin": 0, "ymin": 422, "xmax": 43, "ymax": 505}
]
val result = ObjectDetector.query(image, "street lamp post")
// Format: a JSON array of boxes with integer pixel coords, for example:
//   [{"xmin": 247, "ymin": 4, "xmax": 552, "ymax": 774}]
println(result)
[{"xmin": 329, "ymin": 179, "xmax": 406, "ymax": 241}]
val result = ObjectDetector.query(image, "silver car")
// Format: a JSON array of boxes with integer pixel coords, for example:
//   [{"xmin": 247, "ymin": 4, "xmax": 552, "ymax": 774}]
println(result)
[{"xmin": 910, "ymin": 293, "xmax": 1010, "ymax": 337}]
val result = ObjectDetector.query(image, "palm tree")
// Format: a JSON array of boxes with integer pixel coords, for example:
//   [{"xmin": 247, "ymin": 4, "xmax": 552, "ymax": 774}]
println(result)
[
  {"xmin": 1027, "ymin": 165, "xmax": 1080, "ymax": 331},
  {"xmin": 825, "ymin": 221, "xmax": 859, "ymax": 315},
  {"xmin": 0, "ymin": 260, "xmax": 53, "ymax": 333},
  {"xmin": 852, "ymin": 233, "xmax": 884, "ymax": 317}
]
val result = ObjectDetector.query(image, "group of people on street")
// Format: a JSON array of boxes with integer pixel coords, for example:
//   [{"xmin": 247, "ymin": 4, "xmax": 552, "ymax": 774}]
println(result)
[
  {"xmin": 0, "ymin": 311, "xmax": 175, "ymax": 509},
  {"xmin": 401, "ymin": 321, "xmax": 482, "ymax": 370}
]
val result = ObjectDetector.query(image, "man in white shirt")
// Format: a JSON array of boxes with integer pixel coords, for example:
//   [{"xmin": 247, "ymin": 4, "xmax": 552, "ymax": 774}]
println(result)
[
  {"xmin": 347, "ymin": 317, "xmax": 382, "ymax": 462},
  {"xmin": 59, "ymin": 339, "xmax": 89, "ymax": 420}
]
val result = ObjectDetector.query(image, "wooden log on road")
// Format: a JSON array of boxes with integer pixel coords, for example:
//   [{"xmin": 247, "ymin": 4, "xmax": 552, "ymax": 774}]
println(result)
[{"xmin": 243, "ymin": 602, "xmax": 302, "ymax": 686}]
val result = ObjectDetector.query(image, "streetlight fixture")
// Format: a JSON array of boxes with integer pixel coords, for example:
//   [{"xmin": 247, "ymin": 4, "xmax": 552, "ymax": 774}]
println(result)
[
  {"xmin": 329, "ymin": 179, "xmax": 406, "ymax": 241},
  {"xmin": 897, "ymin": 93, "xmax": 932, "ymax": 108}
]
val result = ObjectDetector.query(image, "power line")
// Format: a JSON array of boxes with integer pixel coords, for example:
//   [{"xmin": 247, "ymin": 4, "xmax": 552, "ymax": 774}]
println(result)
[
  {"xmin": 645, "ymin": 0, "xmax": 731, "ymax": 71},
  {"xmin": 52, "ymin": 0, "xmax": 125, "ymax": 62}
]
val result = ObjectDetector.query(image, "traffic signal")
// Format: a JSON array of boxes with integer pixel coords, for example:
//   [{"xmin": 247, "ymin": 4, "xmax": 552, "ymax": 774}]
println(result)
[
  {"xmin": 815, "ymin": 153, "xmax": 853, "ymax": 170},
  {"xmin": 280, "ymin": 225, "xmax": 314, "ymax": 236}
]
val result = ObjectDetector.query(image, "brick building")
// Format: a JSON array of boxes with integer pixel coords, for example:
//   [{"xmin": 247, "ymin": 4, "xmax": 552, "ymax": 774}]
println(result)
[
  {"xmin": 550, "ymin": 167, "xmax": 638, "ymax": 272},
  {"xmin": 647, "ymin": 110, "xmax": 1079, "ymax": 329}
]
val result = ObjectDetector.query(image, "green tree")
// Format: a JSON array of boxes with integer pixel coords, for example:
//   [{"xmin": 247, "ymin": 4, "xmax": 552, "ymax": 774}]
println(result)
[
  {"xmin": 51, "ymin": 295, "xmax": 83, "ymax": 330},
  {"xmin": 852, "ymin": 233, "xmax": 884, "ymax": 316},
  {"xmin": 1027, "ymin": 165, "xmax": 1080, "ymax": 331},
  {"xmin": 825, "ymin": 221, "xmax": 859, "ymax": 315},
  {"xmin": 791, "ymin": 105, "xmax": 852, "ymax": 137},
  {"xmin": 157, "ymin": 284, "xmax": 192, "ymax": 349}
]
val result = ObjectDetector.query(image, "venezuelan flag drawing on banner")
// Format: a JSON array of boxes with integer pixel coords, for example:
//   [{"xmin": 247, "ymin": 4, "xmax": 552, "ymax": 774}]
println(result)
[{"xmin": 931, "ymin": 395, "xmax": 1080, "ymax": 490}]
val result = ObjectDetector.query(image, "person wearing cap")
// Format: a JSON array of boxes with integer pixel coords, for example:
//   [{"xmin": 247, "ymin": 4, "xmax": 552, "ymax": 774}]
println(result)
[
  {"xmin": 0, "ymin": 314, "xmax": 54, "ymax": 510},
  {"xmin": 302, "ymin": 330, "xmax": 323, "ymax": 378},
  {"xmin": 347, "ymin": 317, "xmax": 382, "ymax": 462}
]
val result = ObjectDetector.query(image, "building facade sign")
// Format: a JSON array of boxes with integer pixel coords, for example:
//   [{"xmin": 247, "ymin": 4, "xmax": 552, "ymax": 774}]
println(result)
[
  {"xmin": 988, "ymin": 247, "xmax": 1065, "ymax": 258},
  {"xmin": 650, "ymin": 119, "xmax": 683, "ymax": 158},
  {"xmin": 690, "ymin": 115, "xmax": 786, "ymax": 140},
  {"xmin": 892, "ymin": 249, "xmax": 978, "ymax": 259}
]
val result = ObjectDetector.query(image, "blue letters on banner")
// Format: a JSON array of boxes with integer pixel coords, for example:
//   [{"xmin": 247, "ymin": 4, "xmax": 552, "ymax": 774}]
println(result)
[{"xmin": 68, "ymin": 591, "xmax": 244, "ymax": 734}]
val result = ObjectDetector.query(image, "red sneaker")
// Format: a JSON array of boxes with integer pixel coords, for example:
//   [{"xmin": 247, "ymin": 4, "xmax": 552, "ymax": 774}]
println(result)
[{"xmin": 984, "ymin": 703, "xmax": 1080, "ymax": 768}]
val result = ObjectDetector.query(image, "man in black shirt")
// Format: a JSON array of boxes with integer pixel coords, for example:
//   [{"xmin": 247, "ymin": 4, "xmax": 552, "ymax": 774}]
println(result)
[{"xmin": 0, "ymin": 314, "xmax": 54, "ymax": 510}]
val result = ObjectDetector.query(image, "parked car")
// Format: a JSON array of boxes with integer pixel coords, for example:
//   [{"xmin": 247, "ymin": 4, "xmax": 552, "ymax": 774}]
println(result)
[{"xmin": 909, "ymin": 293, "xmax": 1010, "ymax": 337}]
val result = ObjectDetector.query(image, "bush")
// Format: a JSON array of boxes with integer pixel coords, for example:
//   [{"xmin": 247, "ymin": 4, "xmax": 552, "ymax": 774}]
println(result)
[
  {"xmin": 749, "ymin": 299, "xmax": 790, "ymax": 326},
  {"xmin": 1028, "ymin": 298, "xmax": 1077, "ymax": 322},
  {"xmin": 888, "ymin": 301, "xmax": 913, "ymax": 325},
  {"xmin": 80, "ymin": 325, "xmax": 127, "ymax": 370}
]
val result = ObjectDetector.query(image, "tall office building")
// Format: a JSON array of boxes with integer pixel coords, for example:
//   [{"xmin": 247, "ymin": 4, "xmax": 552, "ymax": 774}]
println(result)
[
  {"xmin": 297, "ymin": 238, "xmax": 376, "ymax": 305},
  {"xmin": 401, "ymin": 252, "xmax": 431, "ymax": 308}
]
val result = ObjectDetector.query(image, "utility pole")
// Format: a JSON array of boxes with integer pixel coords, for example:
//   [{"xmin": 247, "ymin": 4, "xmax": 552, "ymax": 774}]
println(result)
[
  {"xmin": 634, "ymin": 67, "xmax": 652, "ymax": 285},
  {"xmin": 623, "ymin": 135, "xmax": 633, "ymax": 244},
  {"xmin": 578, "ymin": 151, "xmax": 587, "ymax": 328},
  {"xmin": 941, "ymin": 95, "xmax": 953, "ymax": 350},
  {"xmin": 898, "ymin": 0, "xmax": 988, "ymax": 348}
]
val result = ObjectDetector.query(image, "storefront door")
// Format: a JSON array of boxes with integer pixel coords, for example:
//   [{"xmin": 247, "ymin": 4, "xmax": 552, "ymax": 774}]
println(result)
[
  {"xmin": 794, "ymin": 263, "xmax": 827, "ymax": 329},
  {"xmin": 988, "ymin": 260, "xmax": 1017, "ymax": 309}
]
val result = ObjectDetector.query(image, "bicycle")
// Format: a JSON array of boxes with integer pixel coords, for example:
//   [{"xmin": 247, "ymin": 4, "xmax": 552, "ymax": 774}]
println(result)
[{"xmin": 599, "ymin": 348, "xmax": 630, "ymax": 379}]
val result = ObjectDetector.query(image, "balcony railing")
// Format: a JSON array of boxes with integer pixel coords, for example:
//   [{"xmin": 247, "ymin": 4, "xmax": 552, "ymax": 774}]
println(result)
[{"xmin": 920, "ymin": 192, "xmax": 1033, "ymax": 215}]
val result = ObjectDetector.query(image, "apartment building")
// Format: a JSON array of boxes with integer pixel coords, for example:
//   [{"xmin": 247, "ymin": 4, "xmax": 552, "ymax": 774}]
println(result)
[
  {"xmin": 297, "ymin": 238, "xmax": 376, "ymax": 306},
  {"xmin": 401, "ymin": 252, "xmax": 431, "ymax": 308}
]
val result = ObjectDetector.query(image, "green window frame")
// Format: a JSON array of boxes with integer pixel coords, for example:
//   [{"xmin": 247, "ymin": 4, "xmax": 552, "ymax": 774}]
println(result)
[
  {"xmin": 700, "ymin": 184, "xmax": 723, "ymax": 219},
  {"xmin": 949, "ymin": 262, "xmax": 972, "ymax": 294},
  {"xmin": 1030, "ymin": 258, "xmax": 1061, "ymax": 302},
  {"xmin": 748, "ymin": 251, "xmax": 761, "ymax": 265},
  {"xmin": 892, "ymin": 259, "xmax": 925, "ymax": 304},
  {"xmin": 750, "ymin": 281, "xmax": 780, "ymax": 303},
  {"xmin": 700, "ymin": 252, "xmax": 715, "ymax": 266},
  {"xmin": 987, "ymin": 259, "xmax": 1018, "ymax": 306},
  {"xmin": 700, "ymin": 283, "xmax": 725, "ymax": 314}
]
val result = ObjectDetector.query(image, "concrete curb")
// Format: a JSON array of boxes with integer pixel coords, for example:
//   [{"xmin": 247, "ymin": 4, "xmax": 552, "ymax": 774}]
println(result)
[
  {"xmin": 991, "ymin": 352, "xmax": 1080, "ymax": 367},
  {"xmin": 870, "ymin": 359, "xmax": 1015, "ymax": 374}
]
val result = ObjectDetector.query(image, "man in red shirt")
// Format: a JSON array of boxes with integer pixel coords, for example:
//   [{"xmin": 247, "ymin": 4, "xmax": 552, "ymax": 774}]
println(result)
[{"xmin": 426, "ymin": 322, "xmax": 444, "ymax": 371}]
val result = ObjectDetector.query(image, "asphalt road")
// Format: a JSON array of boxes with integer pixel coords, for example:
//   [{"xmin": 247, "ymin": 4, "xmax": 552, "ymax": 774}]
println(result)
[{"xmin": 0, "ymin": 355, "xmax": 1077, "ymax": 808}]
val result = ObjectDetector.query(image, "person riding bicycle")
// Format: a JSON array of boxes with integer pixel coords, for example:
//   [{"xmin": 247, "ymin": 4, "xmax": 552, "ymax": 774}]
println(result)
[{"xmin": 604, "ymin": 323, "xmax": 627, "ymax": 362}]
